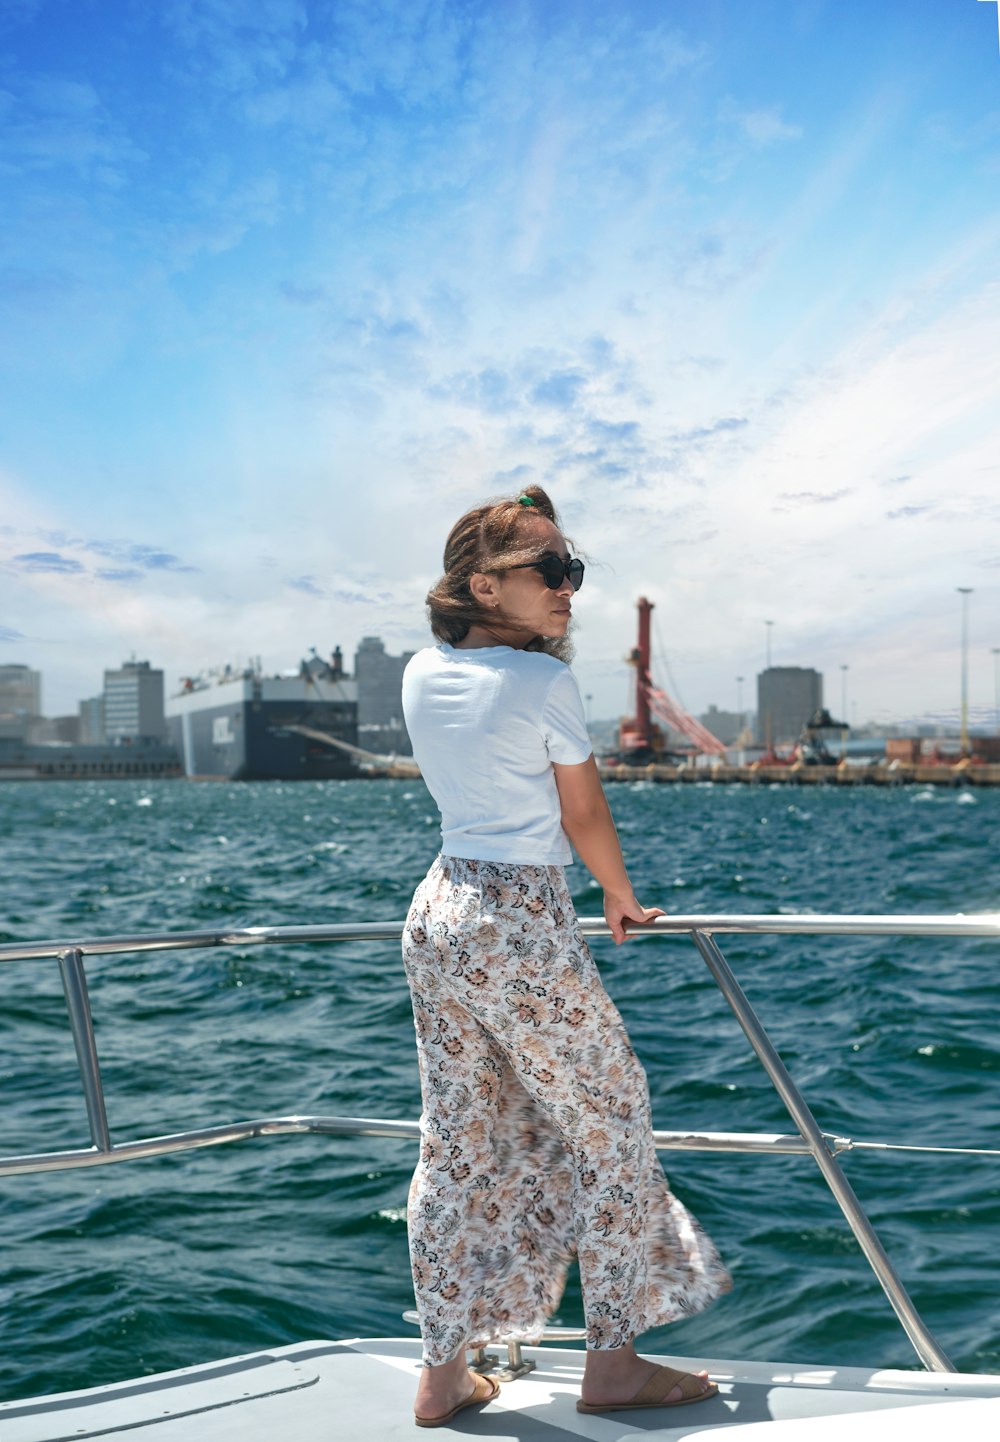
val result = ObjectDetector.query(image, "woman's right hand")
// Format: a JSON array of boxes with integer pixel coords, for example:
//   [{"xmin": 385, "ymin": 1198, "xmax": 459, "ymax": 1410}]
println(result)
[{"xmin": 604, "ymin": 892, "xmax": 665, "ymax": 946}]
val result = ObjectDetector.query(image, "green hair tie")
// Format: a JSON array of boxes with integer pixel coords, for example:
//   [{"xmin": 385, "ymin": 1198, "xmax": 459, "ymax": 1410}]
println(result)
[{"xmin": 517, "ymin": 494, "xmax": 535, "ymax": 507}]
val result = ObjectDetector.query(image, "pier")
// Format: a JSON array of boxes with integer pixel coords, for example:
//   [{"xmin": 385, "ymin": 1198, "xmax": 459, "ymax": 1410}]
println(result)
[{"xmin": 598, "ymin": 761, "xmax": 1000, "ymax": 788}]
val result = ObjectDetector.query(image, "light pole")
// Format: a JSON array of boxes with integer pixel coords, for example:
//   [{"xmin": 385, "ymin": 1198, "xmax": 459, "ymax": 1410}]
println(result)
[
  {"xmin": 957, "ymin": 588, "xmax": 973, "ymax": 754},
  {"xmin": 765, "ymin": 620, "xmax": 774, "ymax": 669},
  {"xmin": 992, "ymin": 649, "xmax": 1000, "ymax": 736},
  {"xmin": 839, "ymin": 664, "xmax": 849, "ymax": 759}
]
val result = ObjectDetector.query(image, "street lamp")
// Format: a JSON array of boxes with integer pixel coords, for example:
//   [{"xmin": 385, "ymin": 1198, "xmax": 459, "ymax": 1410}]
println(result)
[
  {"xmin": 736, "ymin": 675, "xmax": 744, "ymax": 725},
  {"xmin": 765, "ymin": 620, "xmax": 774, "ymax": 670},
  {"xmin": 839, "ymin": 664, "xmax": 849, "ymax": 759},
  {"xmin": 957, "ymin": 588, "xmax": 973, "ymax": 754}
]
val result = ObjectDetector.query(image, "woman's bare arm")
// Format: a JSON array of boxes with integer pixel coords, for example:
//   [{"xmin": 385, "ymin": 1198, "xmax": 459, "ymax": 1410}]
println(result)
[{"xmin": 553, "ymin": 755, "xmax": 664, "ymax": 944}]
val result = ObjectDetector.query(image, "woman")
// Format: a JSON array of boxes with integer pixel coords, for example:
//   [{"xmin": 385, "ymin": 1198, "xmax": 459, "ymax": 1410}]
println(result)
[{"xmin": 401, "ymin": 486, "xmax": 731, "ymax": 1428}]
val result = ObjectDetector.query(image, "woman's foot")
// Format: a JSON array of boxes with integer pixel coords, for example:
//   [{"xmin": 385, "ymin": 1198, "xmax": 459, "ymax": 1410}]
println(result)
[
  {"xmin": 414, "ymin": 1356, "xmax": 499, "ymax": 1427},
  {"xmin": 580, "ymin": 1344, "xmax": 713, "ymax": 1409}
]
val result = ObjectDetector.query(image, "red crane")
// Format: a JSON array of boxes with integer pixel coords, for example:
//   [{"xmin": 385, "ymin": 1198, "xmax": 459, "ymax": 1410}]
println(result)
[{"xmin": 619, "ymin": 597, "xmax": 726, "ymax": 759}]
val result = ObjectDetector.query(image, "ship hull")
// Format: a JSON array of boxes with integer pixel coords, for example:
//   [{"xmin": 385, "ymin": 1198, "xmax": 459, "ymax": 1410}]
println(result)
[{"xmin": 166, "ymin": 680, "xmax": 360, "ymax": 781}]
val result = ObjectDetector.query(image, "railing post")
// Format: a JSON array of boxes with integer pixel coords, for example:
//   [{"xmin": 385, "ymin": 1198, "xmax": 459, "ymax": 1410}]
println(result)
[
  {"xmin": 58, "ymin": 949, "xmax": 112, "ymax": 1154},
  {"xmin": 689, "ymin": 928, "xmax": 954, "ymax": 1374}
]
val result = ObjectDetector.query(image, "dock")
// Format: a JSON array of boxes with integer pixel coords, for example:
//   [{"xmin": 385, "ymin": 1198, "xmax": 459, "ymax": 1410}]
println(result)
[{"xmin": 597, "ymin": 761, "xmax": 1000, "ymax": 787}]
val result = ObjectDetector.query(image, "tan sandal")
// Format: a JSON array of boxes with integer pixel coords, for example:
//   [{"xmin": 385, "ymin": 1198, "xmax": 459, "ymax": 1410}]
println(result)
[
  {"xmin": 576, "ymin": 1363, "xmax": 718, "ymax": 1413},
  {"xmin": 415, "ymin": 1372, "xmax": 501, "ymax": 1428}
]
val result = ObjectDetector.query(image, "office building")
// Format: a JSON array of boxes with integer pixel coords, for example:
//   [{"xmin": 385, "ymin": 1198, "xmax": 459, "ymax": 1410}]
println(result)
[
  {"xmin": 0, "ymin": 664, "xmax": 42, "ymax": 740},
  {"xmin": 354, "ymin": 636, "xmax": 414, "ymax": 754},
  {"xmin": 103, "ymin": 660, "xmax": 166, "ymax": 740},
  {"xmin": 756, "ymin": 667, "xmax": 823, "ymax": 746}
]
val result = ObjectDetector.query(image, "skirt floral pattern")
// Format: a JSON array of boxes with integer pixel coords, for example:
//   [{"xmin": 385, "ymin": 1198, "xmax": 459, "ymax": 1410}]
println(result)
[{"xmin": 402, "ymin": 855, "xmax": 732, "ymax": 1365}]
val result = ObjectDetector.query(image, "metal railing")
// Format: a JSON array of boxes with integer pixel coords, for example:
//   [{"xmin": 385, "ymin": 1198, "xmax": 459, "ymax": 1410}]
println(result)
[{"xmin": 3, "ymin": 912, "xmax": 1000, "ymax": 1374}]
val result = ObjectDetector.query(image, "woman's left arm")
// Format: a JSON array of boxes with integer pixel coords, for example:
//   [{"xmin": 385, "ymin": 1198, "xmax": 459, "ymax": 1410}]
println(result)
[{"xmin": 553, "ymin": 756, "xmax": 664, "ymax": 944}]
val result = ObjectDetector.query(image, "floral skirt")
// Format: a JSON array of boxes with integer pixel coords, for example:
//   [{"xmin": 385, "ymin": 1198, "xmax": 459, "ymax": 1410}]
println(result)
[{"xmin": 401, "ymin": 856, "xmax": 732, "ymax": 1366}]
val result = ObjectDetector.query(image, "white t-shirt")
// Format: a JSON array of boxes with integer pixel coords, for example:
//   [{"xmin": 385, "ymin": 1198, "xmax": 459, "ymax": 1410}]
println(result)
[{"xmin": 402, "ymin": 644, "xmax": 593, "ymax": 865}]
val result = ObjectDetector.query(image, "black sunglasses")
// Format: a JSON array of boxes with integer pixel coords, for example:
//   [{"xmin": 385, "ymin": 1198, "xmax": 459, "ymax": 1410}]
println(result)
[{"xmin": 508, "ymin": 552, "xmax": 585, "ymax": 591}]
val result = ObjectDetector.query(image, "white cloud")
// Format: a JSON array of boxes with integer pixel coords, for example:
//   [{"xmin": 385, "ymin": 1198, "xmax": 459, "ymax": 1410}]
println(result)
[{"xmin": 735, "ymin": 106, "xmax": 803, "ymax": 146}]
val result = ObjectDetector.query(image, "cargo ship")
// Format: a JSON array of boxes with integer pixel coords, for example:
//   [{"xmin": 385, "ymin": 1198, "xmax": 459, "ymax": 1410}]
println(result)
[{"xmin": 165, "ymin": 649, "xmax": 360, "ymax": 781}]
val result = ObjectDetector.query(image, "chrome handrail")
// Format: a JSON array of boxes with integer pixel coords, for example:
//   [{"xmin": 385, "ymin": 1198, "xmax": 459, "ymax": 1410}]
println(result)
[
  {"xmin": 2, "ymin": 912, "xmax": 999, "ymax": 963},
  {"xmin": 0, "ymin": 1117, "xmax": 855, "ymax": 1177},
  {"xmin": 3, "ymin": 913, "xmax": 997, "ymax": 1373}
]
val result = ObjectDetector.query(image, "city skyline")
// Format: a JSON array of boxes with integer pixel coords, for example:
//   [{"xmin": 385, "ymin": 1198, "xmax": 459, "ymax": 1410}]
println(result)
[
  {"xmin": 8, "ymin": 647, "xmax": 999, "ymax": 738},
  {"xmin": 2, "ymin": 1, "xmax": 998, "ymax": 724}
]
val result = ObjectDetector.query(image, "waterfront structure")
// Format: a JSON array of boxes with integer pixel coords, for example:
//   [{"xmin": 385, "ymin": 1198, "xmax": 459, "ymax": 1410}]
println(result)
[
  {"xmin": 354, "ymin": 636, "xmax": 414, "ymax": 755},
  {"xmin": 756, "ymin": 667, "xmax": 823, "ymax": 746},
  {"xmin": 165, "ymin": 653, "xmax": 359, "ymax": 781},
  {"xmin": 0, "ymin": 664, "xmax": 42, "ymax": 740},
  {"xmin": 104, "ymin": 660, "xmax": 166, "ymax": 741},
  {"xmin": 0, "ymin": 736, "xmax": 181, "ymax": 781}
]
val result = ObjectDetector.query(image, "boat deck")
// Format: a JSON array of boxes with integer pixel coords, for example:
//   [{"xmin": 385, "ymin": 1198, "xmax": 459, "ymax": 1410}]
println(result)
[{"xmin": 4, "ymin": 1339, "xmax": 1000, "ymax": 1442}]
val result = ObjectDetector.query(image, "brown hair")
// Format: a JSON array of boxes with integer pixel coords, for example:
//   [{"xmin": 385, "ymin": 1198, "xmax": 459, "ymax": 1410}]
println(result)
[{"xmin": 426, "ymin": 484, "xmax": 573, "ymax": 660}]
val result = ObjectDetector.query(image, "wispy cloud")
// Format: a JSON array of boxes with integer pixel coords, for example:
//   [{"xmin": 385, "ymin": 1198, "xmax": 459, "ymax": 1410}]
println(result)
[
  {"xmin": 330, "ymin": 583, "xmax": 394, "ymax": 606},
  {"xmin": 2, "ymin": 529, "xmax": 200, "ymax": 586},
  {"xmin": 432, "ymin": 367, "xmax": 515, "ymax": 415},
  {"xmin": 529, "ymin": 370, "xmax": 586, "ymax": 410},
  {"xmin": 774, "ymin": 488, "xmax": 853, "ymax": 510},
  {"xmin": 11, "ymin": 550, "xmax": 85, "ymax": 574},
  {"xmin": 162, "ymin": 0, "xmax": 307, "ymax": 96},
  {"xmin": 727, "ymin": 105, "xmax": 803, "ymax": 147},
  {"xmin": 0, "ymin": 265, "xmax": 80, "ymax": 307},
  {"xmin": 84, "ymin": 540, "xmax": 198, "ymax": 573},
  {"xmin": 1, "ymin": 73, "xmax": 146, "ymax": 183},
  {"xmin": 633, "ymin": 230, "xmax": 770, "ymax": 295},
  {"xmin": 287, "ymin": 574, "xmax": 323, "ymax": 596},
  {"xmin": 673, "ymin": 417, "xmax": 748, "ymax": 446},
  {"xmin": 588, "ymin": 419, "xmax": 641, "ymax": 444},
  {"xmin": 150, "ymin": 169, "xmax": 284, "ymax": 269},
  {"xmin": 0, "ymin": 0, "xmax": 46, "ymax": 30},
  {"xmin": 886, "ymin": 504, "xmax": 931, "ymax": 520},
  {"xmin": 96, "ymin": 568, "xmax": 145, "ymax": 583}
]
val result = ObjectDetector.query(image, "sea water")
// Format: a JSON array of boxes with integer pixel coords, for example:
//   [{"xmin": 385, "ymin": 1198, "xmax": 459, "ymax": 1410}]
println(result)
[{"xmin": 0, "ymin": 778, "xmax": 998, "ymax": 1401}]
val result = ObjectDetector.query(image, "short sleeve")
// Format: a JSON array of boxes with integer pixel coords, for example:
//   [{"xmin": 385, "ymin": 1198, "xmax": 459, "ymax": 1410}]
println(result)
[{"xmin": 540, "ymin": 667, "xmax": 593, "ymax": 765}]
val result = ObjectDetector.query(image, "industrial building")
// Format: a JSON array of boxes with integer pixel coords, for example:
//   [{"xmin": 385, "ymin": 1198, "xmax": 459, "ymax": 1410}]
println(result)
[{"xmin": 756, "ymin": 667, "xmax": 823, "ymax": 746}]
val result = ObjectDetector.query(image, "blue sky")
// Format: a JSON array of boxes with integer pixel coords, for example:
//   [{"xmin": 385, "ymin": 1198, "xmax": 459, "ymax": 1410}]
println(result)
[{"xmin": 2, "ymin": 0, "xmax": 998, "ymax": 727}]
